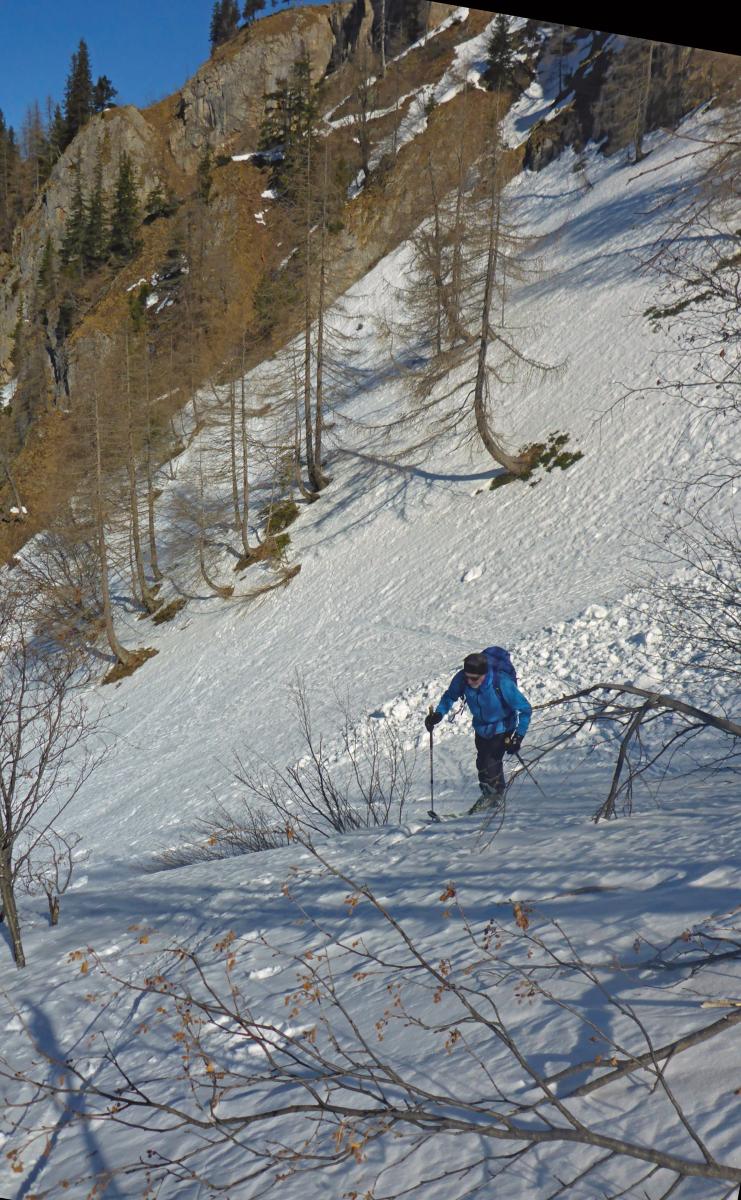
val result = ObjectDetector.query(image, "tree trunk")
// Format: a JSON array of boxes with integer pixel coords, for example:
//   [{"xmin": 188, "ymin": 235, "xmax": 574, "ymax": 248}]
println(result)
[
  {"xmin": 292, "ymin": 368, "xmax": 317, "ymax": 503},
  {"xmin": 124, "ymin": 335, "xmax": 158, "ymax": 613},
  {"xmin": 311, "ymin": 145, "xmax": 331, "ymax": 493},
  {"xmin": 238, "ymin": 339, "xmax": 255, "ymax": 556},
  {"xmin": 1, "ymin": 452, "xmax": 24, "ymax": 512},
  {"xmin": 142, "ymin": 333, "xmax": 162, "ymax": 581},
  {"xmin": 633, "ymin": 42, "xmax": 654, "ymax": 163},
  {"xmin": 0, "ymin": 846, "xmax": 25, "ymax": 967},
  {"xmin": 426, "ymin": 156, "xmax": 444, "ymax": 357},
  {"xmin": 303, "ymin": 134, "xmax": 317, "ymax": 492},
  {"xmin": 196, "ymin": 447, "xmax": 232, "ymax": 597},
  {"xmin": 229, "ymin": 377, "xmax": 241, "ymax": 531},
  {"xmin": 473, "ymin": 133, "xmax": 528, "ymax": 476},
  {"xmin": 93, "ymin": 391, "xmax": 134, "ymax": 666}
]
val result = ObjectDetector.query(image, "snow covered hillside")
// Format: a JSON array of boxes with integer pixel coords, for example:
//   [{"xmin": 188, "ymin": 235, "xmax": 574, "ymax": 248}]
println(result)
[{"xmin": 1, "ymin": 105, "xmax": 739, "ymax": 1199}]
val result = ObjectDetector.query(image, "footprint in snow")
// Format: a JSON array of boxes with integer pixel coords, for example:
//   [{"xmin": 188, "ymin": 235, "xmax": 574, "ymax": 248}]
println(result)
[{"xmin": 461, "ymin": 565, "xmax": 484, "ymax": 583}]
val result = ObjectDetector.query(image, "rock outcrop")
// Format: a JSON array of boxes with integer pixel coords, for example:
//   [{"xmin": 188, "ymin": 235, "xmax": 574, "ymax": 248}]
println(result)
[{"xmin": 165, "ymin": 7, "xmax": 342, "ymax": 171}]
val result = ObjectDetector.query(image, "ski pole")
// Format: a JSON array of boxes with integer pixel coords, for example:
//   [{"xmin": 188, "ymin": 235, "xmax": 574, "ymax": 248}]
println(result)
[
  {"xmin": 515, "ymin": 751, "xmax": 548, "ymax": 799},
  {"xmin": 428, "ymin": 705, "xmax": 436, "ymax": 819}
]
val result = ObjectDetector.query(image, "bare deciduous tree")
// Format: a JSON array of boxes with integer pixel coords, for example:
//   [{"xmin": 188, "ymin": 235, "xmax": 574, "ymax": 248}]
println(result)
[
  {"xmin": 377, "ymin": 101, "xmax": 562, "ymax": 473},
  {"xmin": 527, "ymin": 681, "xmax": 740, "ymax": 822},
  {"xmin": 0, "ymin": 587, "xmax": 102, "ymax": 966},
  {"xmin": 232, "ymin": 676, "xmax": 415, "ymax": 837},
  {"xmin": 3, "ymin": 845, "xmax": 740, "ymax": 1195},
  {"xmin": 17, "ymin": 828, "xmax": 86, "ymax": 927}
]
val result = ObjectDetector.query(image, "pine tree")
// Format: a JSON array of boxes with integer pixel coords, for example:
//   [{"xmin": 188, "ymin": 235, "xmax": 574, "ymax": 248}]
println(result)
[
  {"xmin": 259, "ymin": 55, "xmax": 319, "ymax": 203},
  {"xmin": 84, "ymin": 156, "xmax": 108, "ymax": 270},
  {"xmin": 210, "ymin": 0, "xmax": 240, "ymax": 52},
  {"xmin": 224, "ymin": 0, "xmax": 240, "ymax": 38},
  {"xmin": 144, "ymin": 182, "xmax": 177, "ymax": 222},
  {"xmin": 487, "ymin": 15, "xmax": 516, "ymax": 91},
  {"xmin": 46, "ymin": 103, "xmax": 67, "ymax": 172},
  {"xmin": 60, "ymin": 157, "xmax": 87, "ymax": 274},
  {"xmin": 92, "ymin": 75, "xmax": 117, "ymax": 112},
  {"xmin": 63, "ymin": 39, "xmax": 94, "ymax": 148},
  {"xmin": 0, "ymin": 110, "xmax": 12, "ymax": 251},
  {"xmin": 210, "ymin": 1, "xmax": 223, "ymax": 53},
  {"xmin": 0, "ymin": 114, "xmax": 23, "ymax": 252},
  {"xmin": 109, "ymin": 151, "xmax": 140, "ymax": 259},
  {"xmin": 36, "ymin": 236, "xmax": 57, "ymax": 309},
  {"xmin": 242, "ymin": 0, "xmax": 265, "ymax": 24}
]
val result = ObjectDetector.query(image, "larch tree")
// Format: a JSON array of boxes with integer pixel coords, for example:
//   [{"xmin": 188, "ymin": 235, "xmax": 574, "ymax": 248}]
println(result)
[{"xmin": 383, "ymin": 101, "xmax": 560, "ymax": 473}]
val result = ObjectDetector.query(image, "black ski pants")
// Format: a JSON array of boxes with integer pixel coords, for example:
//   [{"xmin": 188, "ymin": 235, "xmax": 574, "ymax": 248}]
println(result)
[{"xmin": 475, "ymin": 732, "xmax": 507, "ymax": 794}]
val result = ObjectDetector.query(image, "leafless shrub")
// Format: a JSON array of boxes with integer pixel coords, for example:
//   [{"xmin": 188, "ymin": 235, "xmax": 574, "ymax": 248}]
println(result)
[
  {"xmin": 17, "ymin": 829, "xmax": 87, "ymax": 926},
  {"xmin": 529, "ymin": 682, "xmax": 740, "ymax": 822},
  {"xmin": 148, "ymin": 805, "xmax": 289, "ymax": 872},
  {"xmin": 0, "ymin": 586, "xmax": 104, "ymax": 966},
  {"xmin": 642, "ymin": 499, "xmax": 740, "ymax": 682},
  {"xmin": 3, "ymin": 847, "xmax": 740, "ymax": 1198},
  {"xmin": 232, "ymin": 678, "xmax": 415, "ymax": 838}
]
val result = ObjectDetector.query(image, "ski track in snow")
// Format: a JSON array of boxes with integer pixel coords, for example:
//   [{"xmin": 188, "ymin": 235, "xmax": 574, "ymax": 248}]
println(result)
[{"xmin": 1, "ymin": 105, "xmax": 740, "ymax": 1199}]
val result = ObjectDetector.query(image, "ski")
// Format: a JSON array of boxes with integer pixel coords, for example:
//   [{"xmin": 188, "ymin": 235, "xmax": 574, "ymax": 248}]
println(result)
[
  {"xmin": 426, "ymin": 803, "xmax": 500, "ymax": 822},
  {"xmin": 426, "ymin": 809, "xmax": 469, "ymax": 823}
]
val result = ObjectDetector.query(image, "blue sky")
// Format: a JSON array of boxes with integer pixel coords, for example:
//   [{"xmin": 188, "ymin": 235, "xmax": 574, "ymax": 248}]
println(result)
[
  {"xmin": 1, "ymin": 3, "xmax": 724, "ymax": 137},
  {"xmin": 0, "ymin": 0, "xmax": 310, "ymax": 134}
]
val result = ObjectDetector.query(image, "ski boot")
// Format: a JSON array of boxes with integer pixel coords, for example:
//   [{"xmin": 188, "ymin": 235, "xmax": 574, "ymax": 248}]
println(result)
[{"xmin": 468, "ymin": 783, "xmax": 504, "ymax": 815}]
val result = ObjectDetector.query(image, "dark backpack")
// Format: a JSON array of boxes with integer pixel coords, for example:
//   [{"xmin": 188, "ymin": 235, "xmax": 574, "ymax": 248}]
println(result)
[{"xmin": 482, "ymin": 646, "xmax": 518, "ymax": 729}]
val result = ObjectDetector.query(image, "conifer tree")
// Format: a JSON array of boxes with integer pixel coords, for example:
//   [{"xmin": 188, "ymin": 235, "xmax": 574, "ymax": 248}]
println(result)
[
  {"xmin": 63, "ymin": 39, "xmax": 94, "ymax": 148},
  {"xmin": 259, "ymin": 55, "xmax": 319, "ymax": 203},
  {"xmin": 486, "ymin": 15, "xmax": 516, "ymax": 91},
  {"xmin": 242, "ymin": 0, "xmax": 265, "ymax": 24},
  {"xmin": 36, "ymin": 236, "xmax": 57, "ymax": 311},
  {"xmin": 0, "ymin": 114, "xmax": 23, "ymax": 253},
  {"xmin": 60, "ymin": 158, "xmax": 87, "ymax": 274},
  {"xmin": 224, "ymin": 0, "xmax": 240, "ymax": 37},
  {"xmin": 47, "ymin": 103, "xmax": 67, "ymax": 171},
  {"xmin": 84, "ymin": 156, "xmax": 108, "ymax": 270},
  {"xmin": 92, "ymin": 75, "xmax": 118, "ymax": 112},
  {"xmin": 144, "ymin": 182, "xmax": 177, "ymax": 222},
  {"xmin": 210, "ymin": 0, "xmax": 240, "ymax": 52},
  {"xmin": 109, "ymin": 151, "xmax": 140, "ymax": 259},
  {"xmin": 209, "ymin": 1, "xmax": 222, "ymax": 53}
]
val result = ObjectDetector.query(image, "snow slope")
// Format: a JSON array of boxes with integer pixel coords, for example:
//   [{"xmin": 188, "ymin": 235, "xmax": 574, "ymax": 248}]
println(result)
[{"xmin": 1, "ymin": 109, "xmax": 739, "ymax": 1199}]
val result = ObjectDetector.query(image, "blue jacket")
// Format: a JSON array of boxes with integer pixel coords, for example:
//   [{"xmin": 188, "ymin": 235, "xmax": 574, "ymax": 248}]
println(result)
[{"xmin": 436, "ymin": 668, "xmax": 532, "ymax": 740}]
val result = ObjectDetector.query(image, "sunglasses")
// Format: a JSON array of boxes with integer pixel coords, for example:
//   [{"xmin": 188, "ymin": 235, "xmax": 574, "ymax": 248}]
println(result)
[{"xmin": 464, "ymin": 673, "xmax": 484, "ymax": 683}]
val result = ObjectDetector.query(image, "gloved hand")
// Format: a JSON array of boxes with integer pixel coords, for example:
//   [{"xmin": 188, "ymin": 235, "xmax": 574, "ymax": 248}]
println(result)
[
  {"xmin": 425, "ymin": 711, "xmax": 443, "ymax": 733},
  {"xmin": 505, "ymin": 732, "xmax": 523, "ymax": 755}
]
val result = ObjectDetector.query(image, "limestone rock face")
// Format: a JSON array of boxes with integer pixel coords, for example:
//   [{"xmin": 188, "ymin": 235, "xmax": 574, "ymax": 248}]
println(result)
[
  {"xmin": 15, "ymin": 107, "xmax": 164, "ymax": 293},
  {"xmin": 0, "ymin": 106, "xmax": 165, "ymax": 376},
  {"xmin": 167, "ymin": 8, "xmax": 340, "ymax": 171}
]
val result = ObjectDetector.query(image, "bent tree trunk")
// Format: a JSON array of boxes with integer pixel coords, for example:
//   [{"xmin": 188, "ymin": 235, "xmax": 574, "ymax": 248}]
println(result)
[{"xmin": 473, "ymin": 135, "xmax": 528, "ymax": 477}]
